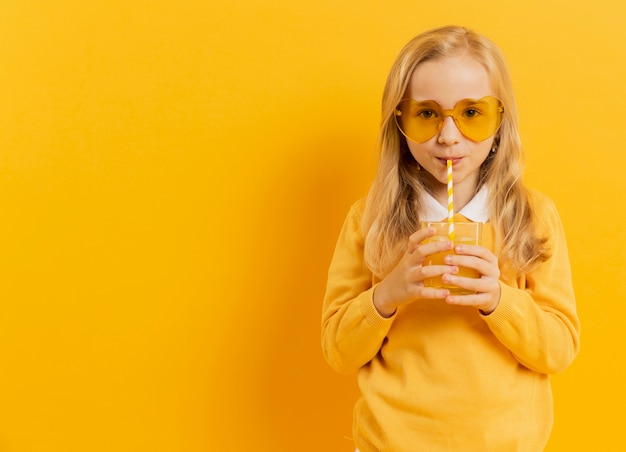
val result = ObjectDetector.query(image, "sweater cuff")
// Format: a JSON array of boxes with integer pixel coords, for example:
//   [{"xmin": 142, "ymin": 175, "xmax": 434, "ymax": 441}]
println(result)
[
  {"xmin": 479, "ymin": 282, "xmax": 518, "ymax": 327},
  {"xmin": 360, "ymin": 284, "xmax": 396, "ymax": 329}
]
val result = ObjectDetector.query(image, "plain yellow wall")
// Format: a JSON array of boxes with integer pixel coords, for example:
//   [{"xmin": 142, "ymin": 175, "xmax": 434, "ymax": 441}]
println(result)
[{"xmin": 0, "ymin": 1, "xmax": 624, "ymax": 451}]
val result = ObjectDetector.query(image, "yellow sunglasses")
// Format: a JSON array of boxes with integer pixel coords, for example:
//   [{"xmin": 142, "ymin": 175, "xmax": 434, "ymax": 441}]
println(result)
[{"xmin": 394, "ymin": 96, "xmax": 504, "ymax": 143}]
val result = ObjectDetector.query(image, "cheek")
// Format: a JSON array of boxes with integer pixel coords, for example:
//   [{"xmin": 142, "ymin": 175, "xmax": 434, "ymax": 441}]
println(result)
[
  {"xmin": 472, "ymin": 139, "xmax": 494, "ymax": 162},
  {"xmin": 406, "ymin": 141, "xmax": 430, "ymax": 163}
]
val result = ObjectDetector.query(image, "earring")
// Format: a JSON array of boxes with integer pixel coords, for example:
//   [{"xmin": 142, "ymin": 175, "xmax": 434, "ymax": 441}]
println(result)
[
  {"xmin": 416, "ymin": 162, "xmax": 421, "ymax": 171},
  {"xmin": 490, "ymin": 135, "xmax": 501, "ymax": 154}
]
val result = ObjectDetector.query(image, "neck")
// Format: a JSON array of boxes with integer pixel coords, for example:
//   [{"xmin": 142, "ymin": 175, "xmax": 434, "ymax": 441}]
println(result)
[{"xmin": 426, "ymin": 174, "xmax": 479, "ymax": 212}]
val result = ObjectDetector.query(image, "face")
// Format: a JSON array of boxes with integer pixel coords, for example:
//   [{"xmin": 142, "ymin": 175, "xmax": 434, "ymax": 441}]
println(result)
[{"xmin": 402, "ymin": 55, "xmax": 498, "ymax": 202}]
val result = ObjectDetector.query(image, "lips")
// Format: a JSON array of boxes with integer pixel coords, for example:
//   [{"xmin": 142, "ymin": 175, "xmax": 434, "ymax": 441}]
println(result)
[{"xmin": 438, "ymin": 157, "xmax": 463, "ymax": 165}]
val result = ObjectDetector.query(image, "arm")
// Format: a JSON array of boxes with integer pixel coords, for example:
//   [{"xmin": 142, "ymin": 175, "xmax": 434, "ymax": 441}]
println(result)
[
  {"xmin": 481, "ymin": 195, "xmax": 580, "ymax": 374},
  {"xmin": 321, "ymin": 201, "xmax": 395, "ymax": 374}
]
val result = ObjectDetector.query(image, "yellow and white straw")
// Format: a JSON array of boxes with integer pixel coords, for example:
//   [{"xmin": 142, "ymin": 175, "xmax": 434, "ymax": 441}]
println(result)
[{"xmin": 447, "ymin": 159, "xmax": 455, "ymax": 240}]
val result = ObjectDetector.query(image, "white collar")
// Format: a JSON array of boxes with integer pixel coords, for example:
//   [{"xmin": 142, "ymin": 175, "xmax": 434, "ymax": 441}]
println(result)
[{"xmin": 420, "ymin": 185, "xmax": 489, "ymax": 223}]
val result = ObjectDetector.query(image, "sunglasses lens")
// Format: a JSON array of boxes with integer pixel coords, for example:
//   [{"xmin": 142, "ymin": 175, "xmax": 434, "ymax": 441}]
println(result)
[
  {"xmin": 395, "ymin": 99, "xmax": 442, "ymax": 143},
  {"xmin": 395, "ymin": 96, "xmax": 503, "ymax": 143},
  {"xmin": 454, "ymin": 97, "xmax": 504, "ymax": 142}
]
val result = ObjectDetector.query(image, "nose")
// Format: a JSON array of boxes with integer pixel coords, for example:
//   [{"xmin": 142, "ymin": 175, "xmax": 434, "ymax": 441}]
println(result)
[{"xmin": 437, "ymin": 115, "xmax": 462, "ymax": 145}]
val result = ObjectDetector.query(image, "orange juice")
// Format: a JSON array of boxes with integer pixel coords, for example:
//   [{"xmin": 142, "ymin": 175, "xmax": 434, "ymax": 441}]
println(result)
[{"xmin": 421, "ymin": 222, "xmax": 482, "ymax": 295}]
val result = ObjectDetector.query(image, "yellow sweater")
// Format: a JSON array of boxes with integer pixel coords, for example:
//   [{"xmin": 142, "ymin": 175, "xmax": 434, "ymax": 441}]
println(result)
[{"xmin": 322, "ymin": 190, "xmax": 580, "ymax": 451}]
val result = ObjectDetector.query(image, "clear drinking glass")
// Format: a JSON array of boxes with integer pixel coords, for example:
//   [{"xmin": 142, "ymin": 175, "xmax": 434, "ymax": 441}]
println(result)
[{"xmin": 421, "ymin": 221, "xmax": 483, "ymax": 295}]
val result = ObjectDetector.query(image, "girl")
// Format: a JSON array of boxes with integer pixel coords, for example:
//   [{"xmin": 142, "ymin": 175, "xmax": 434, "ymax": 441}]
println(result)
[{"xmin": 322, "ymin": 26, "xmax": 580, "ymax": 451}]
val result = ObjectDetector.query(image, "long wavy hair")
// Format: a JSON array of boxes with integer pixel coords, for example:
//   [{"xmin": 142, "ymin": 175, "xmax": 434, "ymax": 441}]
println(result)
[{"xmin": 362, "ymin": 26, "xmax": 549, "ymax": 278}]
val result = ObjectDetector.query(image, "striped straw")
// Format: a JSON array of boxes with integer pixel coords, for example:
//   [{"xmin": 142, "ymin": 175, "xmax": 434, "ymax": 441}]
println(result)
[{"xmin": 447, "ymin": 159, "xmax": 455, "ymax": 240}]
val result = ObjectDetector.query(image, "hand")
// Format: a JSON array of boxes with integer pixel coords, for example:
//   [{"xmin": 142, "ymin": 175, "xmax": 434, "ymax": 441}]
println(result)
[
  {"xmin": 373, "ymin": 226, "xmax": 456, "ymax": 317},
  {"xmin": 440, "ymin": 243, "xmax": 501, "ymax": 314}
]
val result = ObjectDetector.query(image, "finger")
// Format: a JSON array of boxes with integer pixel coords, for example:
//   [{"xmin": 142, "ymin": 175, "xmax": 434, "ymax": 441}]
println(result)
[
  {"xmin": 419, "ymin": 239, "xmax": 454, "ymax": 257},
  {"xmin": 445, "ymin": 292, "xmax": 485, "ymax": 306},
  {"xmin": 443, "ymin": 273, "xmax": 499, "ymax": 299},
  {"xmin": 446, "ymin": 291, "xmax": 498, "ymax": 314},
  {"xmin": 442, "ymin": 272, "xmax": 481, "ymax": 293},
  {"xmin": 444, "ymin": 254, "xmax": 483, "ymax": 273},
  {"xmin": 418, "ymin": 286, "xmax": 450, "ymax": 300},
  {"xmin": 420, "ymin": 264, "xmax": 457, "ymax": 279},
  {"xmin": 445, "ymin": 252, "xmax": 499, "ymax": 279},
  {"xmin": 407, "ymin": 226, "xmax": 437, "ymax": 253},
  {"xmin": 454, "ymin": 244, "xmax": 498, "ymax": 264}
]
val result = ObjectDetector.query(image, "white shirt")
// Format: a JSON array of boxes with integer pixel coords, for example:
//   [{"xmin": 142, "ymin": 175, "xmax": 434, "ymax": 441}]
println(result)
[{"xmin": 420, "ymin": 185, "xmax": 489, "ymax": 223}]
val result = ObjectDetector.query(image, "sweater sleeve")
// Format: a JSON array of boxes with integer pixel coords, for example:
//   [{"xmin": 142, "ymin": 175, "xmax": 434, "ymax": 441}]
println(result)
[
  {"xmin": 321, "ymin": 200, "xmax": 396, "ymax": 374},
  {"xmin": 481, "ymin": 193, "xmax": 580, "ymax": 374}
]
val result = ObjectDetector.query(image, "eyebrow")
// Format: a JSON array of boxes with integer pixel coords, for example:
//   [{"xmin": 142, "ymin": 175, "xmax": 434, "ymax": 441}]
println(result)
[
  {"xmin": 405, "ymin": 96, "xmax": 496, "ymax": 108},
  {"xmin": 409, "ymin": 96, "xmax": 494, "ymax": 102}
]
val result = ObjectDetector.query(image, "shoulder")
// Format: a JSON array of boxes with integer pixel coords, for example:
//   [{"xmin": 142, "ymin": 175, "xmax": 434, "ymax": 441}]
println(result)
[
  {"xmin": 335, "ymin": 197, "xmax": 368, "ymax": 243},
  {"xmin": 342, "ymin": 197, "xmax": 367, "ymax": 237},
  {"xmin": 526, "ymin": 188, "xmax": 563, "ymax": 232},
  {"xmin": 526, "ymin": 187, "xmax": 557, "ymax": 214},
  {"xmin": 349, "ymin": 197, "xmax": 368, "ymax": 217}
]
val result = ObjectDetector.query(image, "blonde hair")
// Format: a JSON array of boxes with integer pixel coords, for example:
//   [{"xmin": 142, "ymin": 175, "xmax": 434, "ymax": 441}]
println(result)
[{"xmin": 362, "ymin": 25, "xmax": 549, "ymax": 278}]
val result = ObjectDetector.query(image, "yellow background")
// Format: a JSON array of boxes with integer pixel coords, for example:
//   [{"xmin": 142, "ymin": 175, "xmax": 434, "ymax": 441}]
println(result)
[{"xmin": 0, "ymin": 1, "xmax": 624, "ymax": 451}]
